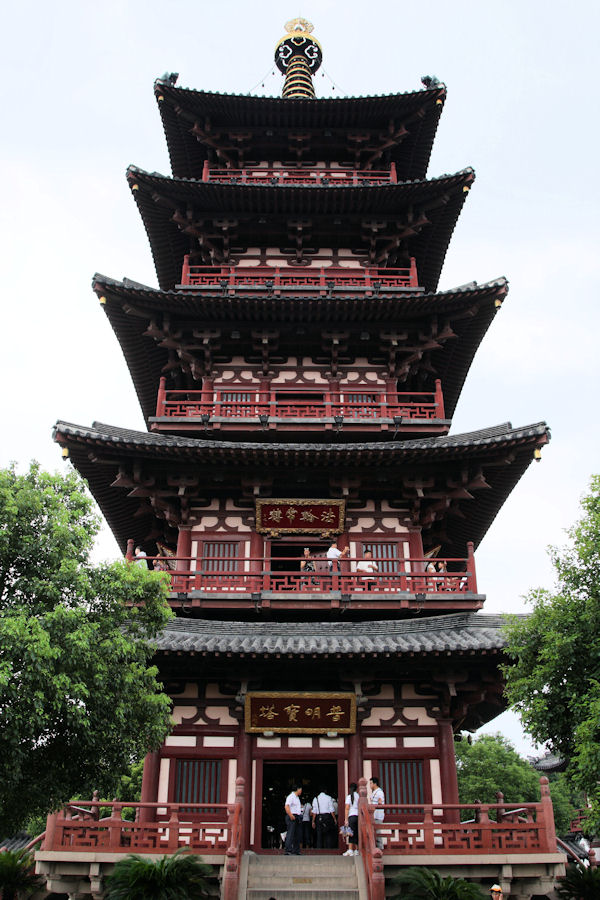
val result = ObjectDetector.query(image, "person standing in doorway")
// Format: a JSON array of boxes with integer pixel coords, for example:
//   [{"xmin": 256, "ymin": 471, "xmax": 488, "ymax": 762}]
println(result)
[
  {"xmin": 369, "ymin": 776, "xmax": 385, "ymax": 850},
  {"xmin": 301, "ymin": 798, "xmax": 313, "ymax": 849},
  {"xmin": 343, "ymin": 782, "xmax": 359, "ymax": 856},
  {"xmin": 311, "ymin": 788, "xmax": 337, "ymax": 848},
  {"xmin": 283, "ymin": 784, "xmax": 303, "ymax": 855}
]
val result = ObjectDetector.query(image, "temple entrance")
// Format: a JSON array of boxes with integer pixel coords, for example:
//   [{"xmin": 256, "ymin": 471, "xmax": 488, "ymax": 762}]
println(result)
[
  {"xmin": 260, "ymin": 761, "xmax": 339, "ymax": 850},
  {"xmin": 269, "ymin": 540, "xmax": 329, "ymax": 573}
]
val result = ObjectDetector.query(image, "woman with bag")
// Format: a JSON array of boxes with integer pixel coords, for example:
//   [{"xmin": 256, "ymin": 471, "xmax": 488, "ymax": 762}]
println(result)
[{"xmin": 342, "ymin": 782, "xmax": 359, "ymax": 856}]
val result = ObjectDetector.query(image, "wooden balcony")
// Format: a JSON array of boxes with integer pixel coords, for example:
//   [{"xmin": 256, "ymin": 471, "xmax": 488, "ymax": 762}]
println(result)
[
  {"xmin": 150, "ymin": 380, "xmax": 448, "ymax": 436},
  {"xmin": 37, "ymin": 778, "xmax": 564, "ymax": 900},
  {"xmin": 142, "ymin": 551, "xmax": 481, "ymax": 617},
  {"xmin": 178, "ymin": 257, "xmax": 420, "ymax": 293},
  {"xmin": 201, "ymin": 160, "xmax": 399, "ymax": 186}
]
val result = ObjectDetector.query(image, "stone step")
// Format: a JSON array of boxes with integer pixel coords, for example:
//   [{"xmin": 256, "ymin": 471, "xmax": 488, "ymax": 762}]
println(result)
[
  {"xmin": 247, "ymin": 892, "xmax": 359, "ymax": 900},
  {"xmin": 245, "ymin": 854, "xmax": 359, "ymax": 898}
]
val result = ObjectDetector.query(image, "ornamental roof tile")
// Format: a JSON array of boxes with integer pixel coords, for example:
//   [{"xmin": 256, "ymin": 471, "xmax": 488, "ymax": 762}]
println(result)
[
  {"xmin": 53, "ymin": 419, "xmax": 549, "ymax": 557},
  {"xmin": 92, "ymin": 274, "xmax": 507, "ymax": 423},
  {"xmin": 127, "ymin": 166, "xmax": 473, "ymax": 293},
  {"xmin": 156, "ymin": 612, "xmax": 510, "ymax": 656},
  {"xmin": 155, "ymin": 83, "xmax": 446, "ymax": 181}
]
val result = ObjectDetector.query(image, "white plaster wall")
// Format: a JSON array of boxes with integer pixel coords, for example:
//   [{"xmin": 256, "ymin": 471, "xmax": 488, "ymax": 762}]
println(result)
[
  {"xmin": 205, "ymin": 706, "xmax": 238, "ymax": 725},
  {"xmin": 288, "ymin": 737, "xmax": 313, "ymax": 748},
  {"xmin": 257, "ymin": 736, "xmax": 282, "ymax": 748},
  {"xmin": 157, "ymin": 758, "xmax": 170, "ymax": 804},
  {"xmin": 165, "ymin": 735, "xmax": 197, "ymax": 747},
  {"xmin": 430, "ymin": 759, "xmax": 442, "ymax": 805},
  {"xmin": 204, "ymin": 736, "xmax": 236, "ymax": 748},
  {"xmin": 228, "ymin": 759, "xmax": 238, "ymax": 803},
  {"xmin": 365, "ymin": 737, "xmax": 397, "ymax": 748},
  {"xmin": 404, "ymin": 737, "xmax": 436, "ymax": 748}
]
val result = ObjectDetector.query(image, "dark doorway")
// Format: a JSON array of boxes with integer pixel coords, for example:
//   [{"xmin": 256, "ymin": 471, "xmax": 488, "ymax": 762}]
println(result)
[
  {"xmin": 269, "ymin": 541, "xmax": 328, "ymax": 574},
  {"xmin": 261, "ymin": 761, "xmax": 339, "ymax": 850}
]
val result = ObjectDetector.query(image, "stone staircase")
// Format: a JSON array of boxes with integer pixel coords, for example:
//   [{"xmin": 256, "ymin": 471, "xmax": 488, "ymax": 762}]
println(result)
[{"xmin": 241, "ymin": 852, "xmax": 364, "ymax": 900}]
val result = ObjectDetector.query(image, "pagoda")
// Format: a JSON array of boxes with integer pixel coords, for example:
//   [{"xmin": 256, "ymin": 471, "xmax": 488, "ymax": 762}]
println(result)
[{"xmin": 44, "ymin": 18, "xmax": 565, "ymax": 900}]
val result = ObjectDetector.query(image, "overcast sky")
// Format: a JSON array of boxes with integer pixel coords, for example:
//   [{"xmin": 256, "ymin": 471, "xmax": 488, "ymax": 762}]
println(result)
[{"xmin": 1, "ymin": 0, "xmax": 598, "ymax": 756}]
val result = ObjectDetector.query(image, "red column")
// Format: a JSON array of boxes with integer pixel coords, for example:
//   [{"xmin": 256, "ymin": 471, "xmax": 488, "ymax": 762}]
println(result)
[
  {"xmin": 237, "ymin": 726, "xmax": 252, "ymax": 849},
  {"xmin": 156, "ymin": 376, "xmax": 167, "ymax": 417},
  {"xmin": 349, "ymin": 729, "xmax": 363, "ymax": 781},
  {"xmin": 139, "ymin": 751, "xmax": 161, "ymax": 824},
  {"xmin": 438, "ymin": 719, "xmax": 460, "ymax": 823}
]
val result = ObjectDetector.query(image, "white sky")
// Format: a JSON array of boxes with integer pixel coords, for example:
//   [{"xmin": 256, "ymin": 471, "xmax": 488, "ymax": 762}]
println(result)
[{"xmin": 1, "ymin": 0, "xmax": 598, "ymax": 757}]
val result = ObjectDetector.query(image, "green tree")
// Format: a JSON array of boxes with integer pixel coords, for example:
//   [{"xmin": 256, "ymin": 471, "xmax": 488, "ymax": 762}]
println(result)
[
  {"xmin": 389, "ymin": 867, "xmax": 486, "ymax": 899},
  {"xmin": 555, "ymin": 863, "xmax": 600, "ymax": 899},
  {"xmin": 0, "ymin": 462, "xmax": 173, "ymax": 834},
  {"xmin": 0, "ymin": 849, "xmax": 43, "ymax": 900},
  {"xmin": 503, "ymin": 475, "xmax": 600, "ymax": 832},
  {"xmin": 455, "ymin": 733, "xmax": 577, "ymax": 834},
  {"xmin": 103, "ymin": 849, "xmax": 216, "ymax": 900}
]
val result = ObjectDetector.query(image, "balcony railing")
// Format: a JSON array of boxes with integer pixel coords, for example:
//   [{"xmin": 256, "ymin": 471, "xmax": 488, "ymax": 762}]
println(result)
[
  {"xmin": 137, "ymin": 552, "xmax": 478, "ymax": 610},
  {"xmin": 201, "ymin": 160, "xmax": 398, "ymax": 186},
  {"xmin": 153, "ymin": 380, "xmax": 446, "ymax": 428},
  {"xmin": 357, "ymin": 777, "xmax": 559, "ymax": 900},
  {"xmin": 178, "ymin": 257, "xmax": 419, "ymax": 291}
]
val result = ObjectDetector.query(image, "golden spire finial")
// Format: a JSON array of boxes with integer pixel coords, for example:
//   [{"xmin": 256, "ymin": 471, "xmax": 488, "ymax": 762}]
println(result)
[{"xmin": 275, "ymin": 18, "xmax": 322, "ymax": 100}]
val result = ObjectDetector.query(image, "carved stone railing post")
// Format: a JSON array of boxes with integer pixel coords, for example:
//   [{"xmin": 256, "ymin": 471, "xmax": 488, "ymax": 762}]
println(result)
[
  {"xmin": 223, "ymin": 776, "xmax": 245, "ymax": 900},
  {"xmin": 539, "ymin": 776, "xmax": 556, "ymax": 850}
]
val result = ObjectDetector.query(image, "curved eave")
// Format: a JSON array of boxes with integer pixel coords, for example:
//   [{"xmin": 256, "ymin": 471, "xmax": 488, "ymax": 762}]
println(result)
[
  {"xmin": 156, "ymin": 612, "xmax": 507, "ymax": 656},
  {"xmin": 155, "ymin": 83, "xmax": 446, "ymax": 181},
  {"xmin": 93, "ymin": 274, "xmax": 507, "ymax": 423},
  {"xmin": 53, "ymin": 419, "xmax": 550, "ymax": 556},
  {"xmin": 127, "ymin": 167, "xmax": 474, "ymax": 294}
]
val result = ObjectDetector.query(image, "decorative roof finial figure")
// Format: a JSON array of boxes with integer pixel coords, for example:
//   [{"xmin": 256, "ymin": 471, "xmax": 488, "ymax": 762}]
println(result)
[{"xmin": 275, "ymin": 18, "xmax": 322, "ymax": 99}]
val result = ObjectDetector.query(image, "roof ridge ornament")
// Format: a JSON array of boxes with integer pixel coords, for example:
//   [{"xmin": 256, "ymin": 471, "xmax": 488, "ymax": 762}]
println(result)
[{"xmin": 275, "ymin": 18, "xmax": 323, "ymax": 100}]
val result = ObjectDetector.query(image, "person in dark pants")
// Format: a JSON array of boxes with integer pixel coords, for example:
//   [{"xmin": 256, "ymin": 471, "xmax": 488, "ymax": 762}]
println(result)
[
  {"xmin": 311, "ymin": 789, "xmax": 337, "ymax": 848},
  {"xmin": 284, "ymin": 784, "xmax": 303, "ymax": 855}
]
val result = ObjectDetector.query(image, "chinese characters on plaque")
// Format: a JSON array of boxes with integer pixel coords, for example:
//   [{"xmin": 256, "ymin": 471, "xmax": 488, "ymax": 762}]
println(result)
[
  {"xmin": 255, "ymin": 499, "xmax": 345, "ymax": 534},
  {"xmin": 245, "ymin": 692, "xmax": 356, "ymax": 734}
]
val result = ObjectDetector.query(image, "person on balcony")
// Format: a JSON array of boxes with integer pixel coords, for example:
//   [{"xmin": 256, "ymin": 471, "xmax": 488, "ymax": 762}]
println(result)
[
  {"xmin": 133, "ymin": 546, "xmax": 148, "ymax": 569},
  {"xmin": 327, "ymin": 538, "xmax": 348, "ymax": 571},
  {"xmin": 283, "ymin": 784, "xmax": 303, "ymax": 856},
  {"xmin": 300, "ymin": 547, "xmax": 318, "ymax": 587},
  {"xmin": 356, "ymin": 551, "xmax": 379, "ymax": 590},
  {"xmin": 369, "ymin": 776, "xmax": 385, "ymax": 850}
]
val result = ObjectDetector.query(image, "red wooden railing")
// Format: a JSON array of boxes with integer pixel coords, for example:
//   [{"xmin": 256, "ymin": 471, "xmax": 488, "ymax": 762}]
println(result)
[
  {"xmin": 179, "ymin": 256, "xmax": 419, "ymax": 290},
  {"xmin": 138, "ymin": 550, "xmax": 478, "ymax": 598},
  {"xmin": 154, "ymin": 379, "xmax": 445, "ymax": 423},
  {"xmin": 43, "ymin": 796, "xmax": 242, "ymax": 858},
  {"xmin": 358, "ymin": 778, "xmax": 385, "ymax": 900},
  {"xmin": 201, "ymin": 160, "xmax": 398, "ymax": 186},
  {"xmin": 223, "ymin": 777, "xmax": 245, "ymax": 900},
  {"xmin": 358, "ymin": 777, "xmax": 559, "ymax": 900}
]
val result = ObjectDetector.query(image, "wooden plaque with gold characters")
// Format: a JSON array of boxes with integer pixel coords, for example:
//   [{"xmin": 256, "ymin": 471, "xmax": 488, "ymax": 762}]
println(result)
[
  {"xmin": 245, "ymin": 691, "xmax": 356, "ymax": 734},
  {"xmin": 255, "ymin": 498, "xmax": 345, "ymax": 535}
]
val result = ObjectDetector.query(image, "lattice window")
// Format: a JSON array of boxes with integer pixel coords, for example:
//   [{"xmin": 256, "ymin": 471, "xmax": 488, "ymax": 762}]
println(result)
[
  {"xmin": 362, "ymin": 541, "xmax": 400, "ymax": 573},
  {"xmin": 379, "ymin": 759, "xmax": 425, "ymax": 811},
  {"xmin": 202, "ymin": 541, "xmax": 240, "ymax": 573},
  {"xmin": 174, "ymin": 759, "xmax": 222, "ymax": 812}
]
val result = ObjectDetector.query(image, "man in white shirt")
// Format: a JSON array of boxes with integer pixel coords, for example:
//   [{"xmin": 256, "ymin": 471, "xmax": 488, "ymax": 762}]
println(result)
[
  {"xmin": 369, "ymin": 776, "xmax": 385, "ymax": 850},
  {"xmin": 284, "ymin": 784, "xmax": 303, "ymax": 855},
  {"xmin": 311, "ymin": 789, "xmax": 337, "ymax": 848},
  {"xmin": 326, "ymin": 539, "xmax": 348, "ymax": 571},
  {"xmin": 356, "ymin": 550, "xmax": 378, "ymax": 590}
]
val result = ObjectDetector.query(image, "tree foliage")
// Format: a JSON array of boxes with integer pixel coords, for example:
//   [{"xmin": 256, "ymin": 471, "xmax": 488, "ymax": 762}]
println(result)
[
  {"xmin": 503, "ymin": 475, "xmax": 600, "ymax": 832},
  {"xmin": 0, "ymin": 463, "xmax": 173, "ymax": 834},
  {"xmin": 0, "ymin": 849, "xmax": 43, "ymax": 900},
  {"xmin": 389, "ymin": 867, "xmax": 486, "ymax": 899},
  {"xmin": 555, "ymin": 863, "xmax": 600, "ymax": 900},
  {"xmin": 455, "ymin": 733, "xmax": 578, "ymax": 834},
  {"xmin": 103, "ymin": 849, "xmax": 216, "ymax": 900}
]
